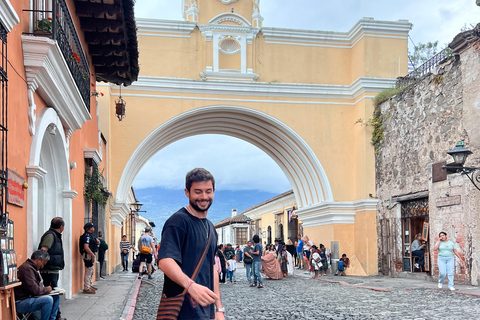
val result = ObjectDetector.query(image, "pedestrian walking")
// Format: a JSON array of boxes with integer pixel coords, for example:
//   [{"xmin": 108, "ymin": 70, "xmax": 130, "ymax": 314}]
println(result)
[
  {"xmin": 318, "ymin": 244, "xmax": 330, "ymax": 276},
  {"xmin": 250, "ymin": 234, "xmax": 264, "ymax": 288},
  {"xmin": 81, "ymin": 222, "xmax": 99, "ymax": 294},
  {"xmin": 296, "ymin": 234, "xmax": 304, "ymax": 269},
  {"xmin": 217, "ymin": 244, "xmax": 227, "ymax": 283},
  {"xmin": 120, "ymin": 235, "xmax": 131, "ymax": 271},
  {"xmin": 137, "ymin": 227, "xmax": 156, "ymax": 280},
  {"xmin": 38, "ymin": 217, "xmax": 66, "ymax": 320},
  {"xmin": 434, "ymin": 231, "xmax": 465, "ymax": 291},
  {"xmin": 243, "ymin": 241, "xmax": 254, "ymax": 283},
  {"xmin": 157, "ymin": 168, "xmax": 225, "ymax": 319},
  {"xmin": 227, "ymin": 255, "xmax": 237, "ymax": 284},
  {"xmin": 97, "ymin": 231, "xmax": 108, "ymax": 279},
  {"xmin": 303, "ymin": 235, "xmax": 313, "ymax": 274},
  {"xmin": 311, "ymin": 245, "xmax": 322, "ymax": 279},
  {"xmin": 280, "ymin": 246, "xmax": 289, "ymax": 278}
]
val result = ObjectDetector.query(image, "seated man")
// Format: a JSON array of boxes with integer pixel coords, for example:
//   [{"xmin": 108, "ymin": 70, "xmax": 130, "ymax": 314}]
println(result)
[
  {"xmin": 14, "ymin": 250, "xmax": 60, "ymax": 320},
  {"xmin": 411, "ymin": 233, "xmax": 426, "ymax": 270}
]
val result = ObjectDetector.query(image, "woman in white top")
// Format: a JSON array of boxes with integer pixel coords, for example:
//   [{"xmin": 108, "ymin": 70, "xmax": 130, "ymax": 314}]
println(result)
[{"xmin": 302, "ymin": 236, "xmax": 313, "ymax": 273}]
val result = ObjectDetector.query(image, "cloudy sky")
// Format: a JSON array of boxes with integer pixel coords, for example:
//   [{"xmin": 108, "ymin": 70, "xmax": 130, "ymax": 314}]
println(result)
[{"xmin": 132, "ymin": 0, "xmax": 480, "ymax": 193}]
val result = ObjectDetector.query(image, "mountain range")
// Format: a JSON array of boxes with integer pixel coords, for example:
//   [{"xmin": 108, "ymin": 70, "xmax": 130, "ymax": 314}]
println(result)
[{"xmin": 133, "ymin": 187, "xmax": 283, "ymax": 239}]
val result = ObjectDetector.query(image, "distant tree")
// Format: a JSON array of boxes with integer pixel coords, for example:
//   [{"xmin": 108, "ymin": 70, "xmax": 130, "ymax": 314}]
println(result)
[{"xmin": 408, "ymin": 41, "xmax": 439, "ymax": 70}]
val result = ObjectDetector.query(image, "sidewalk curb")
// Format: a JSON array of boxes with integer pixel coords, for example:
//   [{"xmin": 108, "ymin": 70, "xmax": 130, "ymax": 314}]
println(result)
[{"xmin": 120, "ymin": 278, "xmax": 142, "ymax": 320}]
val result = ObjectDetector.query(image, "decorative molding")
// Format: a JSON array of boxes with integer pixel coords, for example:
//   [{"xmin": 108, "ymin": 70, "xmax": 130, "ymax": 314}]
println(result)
[
  {"xmin": 217, "ymin": 0, "xmax": 238, "ymax": 4},
  {"xmin": 22, "ymin": 36, "xmax": 91, "ymax": 134},
  {"xmin": 120, "ymin": 76, "xmax": 396, "ymax": 100},
  {"xmin": 27, "ymin": 84, "xmax": 38, "ymax": 136},
  {"xmin": 84, "ymin": 148, "xmax": 102, "ymax": 165},
  {"xmin": 136, "ymin": 18, "xmax": 196, "ymax": 35},
  {"xmin": 209, "ymin": 13, "xmax": 251, "ymax": 26},
  {"xmin": 200, "ymin": 71, "xmax": 259, "ymax": 82},
  {"xmin": 295, "ymin": 199, "xmax": 379, "ymax": 227},
  {"xmin": 262, "ymin": 18, "xmax": 412, "ymax": 47},
  {"xmin": 199, "ymin": 24, "xmax": 259, "ymax": 36},
  {"xmin": 62, "ymin": 190, "xmax": 78, "ymax": 199},
  {"xmin": 25, "ymin": 165, "xmax": 48, "ymax": 179},
  {"xmin": 110, "ymin": 200, "xmax": 130, "ymax": 228},
  {"xmin": 0, "ymin": 0, "xmax": 20, "ymax": 32}
]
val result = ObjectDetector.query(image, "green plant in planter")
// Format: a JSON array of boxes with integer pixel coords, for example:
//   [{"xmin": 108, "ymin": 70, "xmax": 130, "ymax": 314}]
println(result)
[
  {"xmin": 37, "ymin": 18, "xmax": 52, "ymax": 33},
  {"xmin": 84, "ymin": 168, "xmax": 109, "ymax": 204}
]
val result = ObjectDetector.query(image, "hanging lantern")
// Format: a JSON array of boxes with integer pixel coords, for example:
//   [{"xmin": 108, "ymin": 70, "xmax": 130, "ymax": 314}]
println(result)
[{"xmin": 115, "ymin": 85, "xmax": 126, "ymax": 121}]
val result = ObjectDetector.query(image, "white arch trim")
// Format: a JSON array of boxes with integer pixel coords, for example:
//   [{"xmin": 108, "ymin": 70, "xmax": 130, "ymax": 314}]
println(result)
[
  {"xmin": 209, "ymin": 12, "xmax": 251, "ymax": 26},
  {"xmin": 26, "ymin": 107, "xmax": 74, "ymax": 299},
  {"xmin": 115, "ymin": 105, "xmax": 333, "ymax": 213}
]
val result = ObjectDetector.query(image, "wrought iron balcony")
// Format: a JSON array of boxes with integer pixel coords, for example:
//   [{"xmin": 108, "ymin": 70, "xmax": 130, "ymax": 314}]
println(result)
[{"xmin": 24, "ymin": 0, "xmax": 90, "ymax": 112}]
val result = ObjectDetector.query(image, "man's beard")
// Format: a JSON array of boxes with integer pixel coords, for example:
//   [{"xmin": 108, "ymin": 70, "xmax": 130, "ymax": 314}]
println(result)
[{"xmin": 190, "ymin": 199, "xmax": 213, "ymax": 213}]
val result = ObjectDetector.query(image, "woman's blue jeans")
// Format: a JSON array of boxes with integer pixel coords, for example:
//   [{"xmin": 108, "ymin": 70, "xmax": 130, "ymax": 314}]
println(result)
[
  {"xmin": 253, "ymin": 261, "xmax": 263, "ymax": 285},
  {"xmin": 121, "ymin": 252, "xmax": 129, "ymax": 270},
  {"xmin": 438, "ymin": 255, "xmax": 455, "ymax": 288}
]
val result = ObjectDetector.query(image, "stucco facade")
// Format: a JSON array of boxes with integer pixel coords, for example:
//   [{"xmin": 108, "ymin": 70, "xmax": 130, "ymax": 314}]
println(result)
[
  {"xmin": 376, "ymin": 25, "xmax": 480, "ymax": 285},
  {"xmin": 1, "ymin": 0, "xmax": 137, "ymax": 298},
  {"xmin": 99, "ymin": 0, "xmax": 412, "ymax": 275}
]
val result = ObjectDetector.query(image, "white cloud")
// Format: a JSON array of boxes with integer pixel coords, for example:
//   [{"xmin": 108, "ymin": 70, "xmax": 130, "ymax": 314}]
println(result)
[
  {"xmin": 135, "ymin": 0, "xmax": 480, "ymax": 48},
  {"xmin": 132, "ymin": 135, "xmax": 291, "ymax": 193}
]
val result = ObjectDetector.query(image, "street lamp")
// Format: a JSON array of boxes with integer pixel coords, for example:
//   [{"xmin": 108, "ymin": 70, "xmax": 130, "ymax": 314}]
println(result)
[
  {"xmin": 129, "ymin": 200, "xmax": 144, "ymax": 246},
  {"xmin": 442, "ymin": 141, "xmax": 480, "ymax": 191}
]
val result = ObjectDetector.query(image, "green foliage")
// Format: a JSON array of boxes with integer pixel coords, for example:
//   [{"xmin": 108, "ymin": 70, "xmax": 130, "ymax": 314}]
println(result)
[
  {"xmin": 356, "ymin": 107, "xmax": 385, "ymax": 153},
  {"xmin": 84, "ymin": 168, "xmax": 109, "ymax": 204},
  {"xmin": 37, "ymin": 18, "xmax": 52, "ymax": 32},
  {"xmin": 373, "ymin": 86, "xmax": 406, "ymax": 107},
  {"xmin": 409, "ymin": 41, "xmax": 439, "ymax": 69}
]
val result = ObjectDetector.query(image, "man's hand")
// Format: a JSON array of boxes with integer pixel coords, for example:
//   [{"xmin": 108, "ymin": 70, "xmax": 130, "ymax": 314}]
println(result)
[
  {"xmin": 215, "ymin": 311, "xmax": 225, "ymax": 320},
  {"xmin": 188, "ymin": 282, "xmax": 217, "ymax": 307},
  {"xmin": 46, "ymin": 286, "xmax": 52, "ymax": 292}
]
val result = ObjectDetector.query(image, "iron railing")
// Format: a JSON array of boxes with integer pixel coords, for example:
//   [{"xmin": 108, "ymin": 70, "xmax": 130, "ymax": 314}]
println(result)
[
  {"xmin": 397, "ymin": 48, "xmax": 452, "ymax": 88},
  {"xmin": 24, "ymin": 0, "xmax": 90, "ymax": 111}
]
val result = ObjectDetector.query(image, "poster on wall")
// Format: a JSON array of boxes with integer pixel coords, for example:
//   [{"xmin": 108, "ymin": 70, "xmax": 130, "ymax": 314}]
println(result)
[{"xmin": 7, "ymin": 169, "xmax": 25, "ymax": 207}]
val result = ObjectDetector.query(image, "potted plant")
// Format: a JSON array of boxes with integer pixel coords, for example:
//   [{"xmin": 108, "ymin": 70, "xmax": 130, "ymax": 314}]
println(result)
[{"xmin": 35, "ymin": 17, "xmax": 52, "ymax": 35}]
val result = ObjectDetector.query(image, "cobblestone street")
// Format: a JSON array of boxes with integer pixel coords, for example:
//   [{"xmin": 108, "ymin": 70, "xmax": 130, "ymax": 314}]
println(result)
[{"xmin": 133, "ymin": 265, "xmax": 480, "ymax": 320}]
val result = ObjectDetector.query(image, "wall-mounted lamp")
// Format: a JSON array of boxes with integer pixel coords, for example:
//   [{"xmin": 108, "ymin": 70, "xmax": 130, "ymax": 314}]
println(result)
[{"xmin": 442, "ymin": 141, "xmax": 480, "ymax": 191}]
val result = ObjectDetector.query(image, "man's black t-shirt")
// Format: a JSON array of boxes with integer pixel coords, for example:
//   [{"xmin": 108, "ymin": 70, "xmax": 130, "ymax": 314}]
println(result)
[{"xmin": 158, "ymin": 207, "xmax": 217, "ymax": 320}]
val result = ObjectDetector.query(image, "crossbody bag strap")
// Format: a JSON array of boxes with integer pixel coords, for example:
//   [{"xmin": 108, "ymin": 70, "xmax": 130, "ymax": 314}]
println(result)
[{"xmin": 180, "ymin": 225, "xmax": 212, "ymax": 294}]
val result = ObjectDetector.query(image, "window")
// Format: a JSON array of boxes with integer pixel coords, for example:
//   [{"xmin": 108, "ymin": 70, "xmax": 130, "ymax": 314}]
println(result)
[{"xmin": 235, "ymin": 228, "xmax": 247, "ymax": 245}]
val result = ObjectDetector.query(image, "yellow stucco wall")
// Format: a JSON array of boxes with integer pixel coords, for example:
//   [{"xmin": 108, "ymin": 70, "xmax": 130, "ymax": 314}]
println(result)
[{"xmin": 101, "ymin": 3, "xmax": 409, "ymax": 276}]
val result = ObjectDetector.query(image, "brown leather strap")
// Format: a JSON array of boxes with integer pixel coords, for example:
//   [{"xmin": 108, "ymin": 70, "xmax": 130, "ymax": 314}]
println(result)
[{"xmin": 181, "ymin": 224, "xmax": 212, "ymax": 294}]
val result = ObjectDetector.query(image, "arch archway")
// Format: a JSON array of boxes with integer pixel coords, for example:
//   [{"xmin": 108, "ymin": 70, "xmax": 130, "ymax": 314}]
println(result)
[
  {"xmin": 26, "ymin": 107, "xmax": 76, "ymax": 299},
  {"xmin": 115, "ymin": 105, "xmax": 333, "ymax": 212}
]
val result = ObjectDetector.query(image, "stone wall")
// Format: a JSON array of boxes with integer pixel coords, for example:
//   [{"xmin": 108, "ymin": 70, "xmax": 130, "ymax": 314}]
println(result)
[{"xmin": 375, "ymin": 26, "xmax": 480, "ymax": 285}]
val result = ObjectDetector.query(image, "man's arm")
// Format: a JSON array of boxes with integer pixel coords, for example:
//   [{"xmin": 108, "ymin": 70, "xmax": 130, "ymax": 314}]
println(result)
[
  {"xmin": 40, "ymin": 233, "xmax": 54, "ymax": 251},
  {"xmin": 213, "ymin": 264, "xmax": 225, "ymax": 320},
  {"xmin": 84, "ymin": 243, "xmax": 95, "ymax": 261},
  {"xmin": 20, "ymin": 268, "xmax": 51, "ymax": 296},
  {"xmin": 157, "ymin": 258, "xmax": 217, "ymax": 307}
]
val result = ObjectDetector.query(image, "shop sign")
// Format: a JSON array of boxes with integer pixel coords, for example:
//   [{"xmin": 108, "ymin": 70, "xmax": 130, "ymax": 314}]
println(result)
[
  {"xmin": 436, "ymin": 195, "xmax": 461, "ymax": 207},
  {"xmin": 7, "ymin": 169, "xmax": 25, "ymax": 207}
]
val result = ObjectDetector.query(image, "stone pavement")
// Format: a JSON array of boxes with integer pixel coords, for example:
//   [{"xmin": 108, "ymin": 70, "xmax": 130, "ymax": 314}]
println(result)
[
  {"xmin": 59, "ymin": 271, "xmax": 138, "ymax": 320},
  {"xmin": 59, "ymin": 264, "xmax": 480, "ymax": 320},
  {"xmin": 134, "ymin": 264, "xmax": 480, "ymax": 320}
]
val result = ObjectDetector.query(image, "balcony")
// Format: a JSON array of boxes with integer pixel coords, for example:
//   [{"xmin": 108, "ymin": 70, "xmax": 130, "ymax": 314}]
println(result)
[
  {"xmin": 22, "ymin": 0, "xmax": 92, "ymax": 136},
  {"xmin": 25, "ymin": 0, "xmax": 90, "ymax": 111}
]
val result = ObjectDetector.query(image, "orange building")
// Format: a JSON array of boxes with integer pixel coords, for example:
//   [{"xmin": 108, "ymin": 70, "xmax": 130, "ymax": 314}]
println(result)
[{"xmin": 0, "ymin": 0, "xmax": 138, "ymax": 298}]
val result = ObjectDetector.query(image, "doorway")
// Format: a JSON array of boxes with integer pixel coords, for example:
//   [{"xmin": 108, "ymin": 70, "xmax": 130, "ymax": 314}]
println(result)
[{"xmin": 401, "ymin": 198, "xmax": 430, "ymax": 273}]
